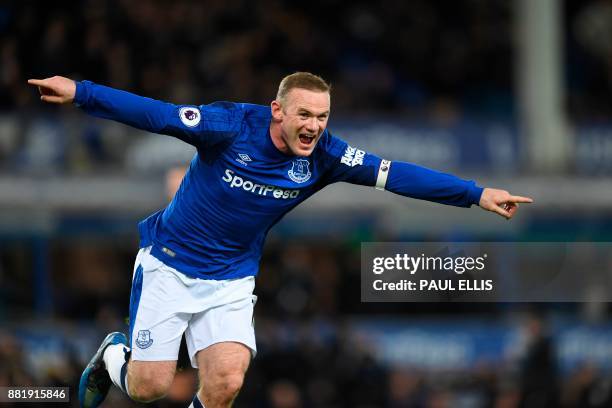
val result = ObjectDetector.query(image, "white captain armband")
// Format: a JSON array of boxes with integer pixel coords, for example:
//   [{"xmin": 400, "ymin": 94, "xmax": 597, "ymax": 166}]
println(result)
[{"xmin": 375, "ymin": 159, "xmax": 391, "ymax": 191}]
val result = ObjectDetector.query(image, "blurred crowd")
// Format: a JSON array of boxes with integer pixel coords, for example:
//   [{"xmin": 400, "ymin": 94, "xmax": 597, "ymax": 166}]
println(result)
[
  {"xmin": 0, "ymin": 0, "xmax": 610, "ymax": 118},
  {"xmin": 2, "ymin": 0, "xmax": 517, "ymax": 116},
  {"xmin": 2, "ymin": 237, "xmax": 612, "ymax": 407},
  {"xmin": 2, "ymin": 322, "xmax": 612, "ymax": 407},
  {"xmin": 0, "ymin": 0, "xmax": 516, "ymax": 175},
  {"xmin": 566, "ymin": 0, "xmax": 612, "ymax": 120},
  {"xmin": 0, "ymin": 0, "xmax": 611, "ymax": 174},
  {"xmin": 3, "ymin": 1, "xmax": 612, "ymax": 407}
]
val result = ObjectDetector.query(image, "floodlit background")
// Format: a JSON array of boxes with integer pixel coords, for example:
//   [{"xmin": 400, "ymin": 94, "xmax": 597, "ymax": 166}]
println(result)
[{"xmin": 2, "ymin": 0, "xmax": 612, "ymax": 407}]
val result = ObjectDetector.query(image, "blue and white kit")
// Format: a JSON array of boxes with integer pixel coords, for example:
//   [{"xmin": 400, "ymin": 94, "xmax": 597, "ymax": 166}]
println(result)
[{"xmin": 75, "ymin": 81, "xmax": 484, "ymax": 364}]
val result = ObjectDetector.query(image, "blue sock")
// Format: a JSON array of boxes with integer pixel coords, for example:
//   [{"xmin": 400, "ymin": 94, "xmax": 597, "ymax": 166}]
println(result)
[
  {"xmin": 119, "ymin": 360, "xmax": 128, "ymax": 394},
  {"xmin": 190, "ymin": 394, "xmax": 204, "ymax": 408}
]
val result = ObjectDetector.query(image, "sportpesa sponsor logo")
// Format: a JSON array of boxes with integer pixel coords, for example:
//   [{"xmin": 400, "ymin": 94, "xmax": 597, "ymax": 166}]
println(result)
[{"xmin": 222, "ymin": 169, "xmax": 300, "ymax": 199}]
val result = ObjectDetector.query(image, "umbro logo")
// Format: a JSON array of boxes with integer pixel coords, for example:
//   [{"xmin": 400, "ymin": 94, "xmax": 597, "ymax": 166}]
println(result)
[{"xmin": 236, "ymin": 153, "xmax": 252, "ymax": 166}]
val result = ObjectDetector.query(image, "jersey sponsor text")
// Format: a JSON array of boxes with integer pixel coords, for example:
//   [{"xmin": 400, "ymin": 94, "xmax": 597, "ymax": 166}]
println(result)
[
  {"xmin": 222, "ymin": 169, "xmax": 299, "ymax": 199},
  {"xmin": 341, "ymin": 145, "xmax": 365, "ymax": 167}
]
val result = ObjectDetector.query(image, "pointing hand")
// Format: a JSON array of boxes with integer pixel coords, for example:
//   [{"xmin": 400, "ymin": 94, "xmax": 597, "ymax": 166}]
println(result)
[
  {"xmin": 479, "ymin": 188, "xmax": 533, "ymax": 220},
  {"xmin": 28, "ymin": 76, "xmax": 76, "ymax": 104}
]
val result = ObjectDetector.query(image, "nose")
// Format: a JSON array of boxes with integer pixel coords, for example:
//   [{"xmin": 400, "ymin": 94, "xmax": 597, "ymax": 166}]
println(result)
[{"xmin": 305, "ymin": 117, "xmax": 318, "ymax": 133}]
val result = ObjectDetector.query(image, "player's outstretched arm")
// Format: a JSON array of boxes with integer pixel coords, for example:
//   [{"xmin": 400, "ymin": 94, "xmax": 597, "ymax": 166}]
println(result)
[
  {"xmin": 478, "ymin": 188, "xmax": 533, "ymax": 220},
  {"xmin": 28, "ymin": 75, "xmax": 175, "ymax": 135},
  {"xmin": 28, "ymin": 76, "xmax": 76, "ymax": 104},
  {"xmin": 321, "ymin": 134, "xmax": 534, "ymax": 220},
  {"xmin": 28, "ymin": 76, "xmax": 243, "ymax": 147}
]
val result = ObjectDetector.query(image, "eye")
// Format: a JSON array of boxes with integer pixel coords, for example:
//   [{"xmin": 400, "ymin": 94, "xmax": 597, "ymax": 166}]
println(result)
[{"xmin": 299, "ymin": 113, "xmax": 309, "ymax": 119}]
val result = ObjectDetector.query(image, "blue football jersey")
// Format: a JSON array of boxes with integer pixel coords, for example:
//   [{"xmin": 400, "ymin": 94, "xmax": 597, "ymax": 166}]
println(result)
[{"xmin": 74, "ymin": 81, "xmax": 483, "ymax": 279}]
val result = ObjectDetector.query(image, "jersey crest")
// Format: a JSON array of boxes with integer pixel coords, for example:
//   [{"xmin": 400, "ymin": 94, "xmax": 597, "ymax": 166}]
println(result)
[
  {"xmin": 288, "ymin": 158, "xmax": 312, "ymax": 183},
  {"xmin": 135, "ymin": 329, "xmax": 154, "ymax": 349}
]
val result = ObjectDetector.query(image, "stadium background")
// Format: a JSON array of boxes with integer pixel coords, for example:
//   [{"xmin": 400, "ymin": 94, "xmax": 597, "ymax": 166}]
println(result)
[{"xmin": 2, "ymin": 0, "xmax": 612, "ymax": 407}]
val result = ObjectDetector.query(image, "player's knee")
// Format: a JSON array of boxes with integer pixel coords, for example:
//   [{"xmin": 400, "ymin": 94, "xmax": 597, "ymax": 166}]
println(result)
[
  {"xmin": 205, "ymin": 372, "xmax": 245, "ymax": 404},
  {"xmin": 128, "ymin": 370, "xmax": 173, "ymax": 402},
  {"xmin": 220, "ymin": 372, "xmax": 244, "ymax": 397},
  {"xmin": 129, "ymin": 379, "xmax": 170, "ymax": 402}
]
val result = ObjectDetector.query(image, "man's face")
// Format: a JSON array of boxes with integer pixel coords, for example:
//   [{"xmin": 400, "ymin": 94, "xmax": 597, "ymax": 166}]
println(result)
[{"xmin": 273, "ymin": 88, "xmax": 330, "ymax": 156}]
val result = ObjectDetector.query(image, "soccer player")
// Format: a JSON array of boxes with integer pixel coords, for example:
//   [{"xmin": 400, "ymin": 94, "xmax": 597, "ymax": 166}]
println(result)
[{"xmin": 28, "ymin": 73, "xmax": 533, "ymax": 408}]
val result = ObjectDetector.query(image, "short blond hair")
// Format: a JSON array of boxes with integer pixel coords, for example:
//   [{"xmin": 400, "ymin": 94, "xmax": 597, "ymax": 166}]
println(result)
[{"xmin": 276, "ymin": 72, "xmax": 331, "ymax": 103}]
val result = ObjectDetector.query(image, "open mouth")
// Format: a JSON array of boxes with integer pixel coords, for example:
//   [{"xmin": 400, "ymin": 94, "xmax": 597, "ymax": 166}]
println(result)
[{"xmin": 298, "ymin": 134, "xmax": 315, "ymax": 145}]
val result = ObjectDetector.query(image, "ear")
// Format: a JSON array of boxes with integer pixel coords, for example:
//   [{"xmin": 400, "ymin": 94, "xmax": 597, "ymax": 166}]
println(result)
[{"xmin": 271, "ymin": 100, "xmax": 283, "ymax": 121}]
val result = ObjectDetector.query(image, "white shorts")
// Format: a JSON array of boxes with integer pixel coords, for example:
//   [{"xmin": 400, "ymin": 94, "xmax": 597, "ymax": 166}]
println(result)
[{"xmin": 128, "ymin": 246, "xmax": 257, "ymax": 368}]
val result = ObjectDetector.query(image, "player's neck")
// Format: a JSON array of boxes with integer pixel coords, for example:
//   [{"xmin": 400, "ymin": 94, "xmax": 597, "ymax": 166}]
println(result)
[{"xmin": 269, "ymin": 122, "xmax": 291, "ymax": 155}]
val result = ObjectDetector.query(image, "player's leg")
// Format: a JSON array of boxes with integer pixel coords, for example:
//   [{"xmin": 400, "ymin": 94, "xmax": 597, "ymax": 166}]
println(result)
[
  {"xmin": 124, "ymin": 248, "xmax": 190, "ymax": 401},
  {"xmin": 185, "ymin": 276, "xmax": 257, "ymax": 408},
  {"xmin": 194, "ymin": 342, "xmax": 251, "ymax": 408},
  {"xmin": 79, "ymin": 246, "xmax": 187, "ymax": 407},
  {"xmin": 126, "ymin": 360, "xmax": 176, "ymax": 402},
  {"xmin": 78, "ymin": 331, "xmax": 129, "ymax": 408},
  {"xmin": 83, "ymin": 341, "xmax": 177, "ymax": 405}
]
